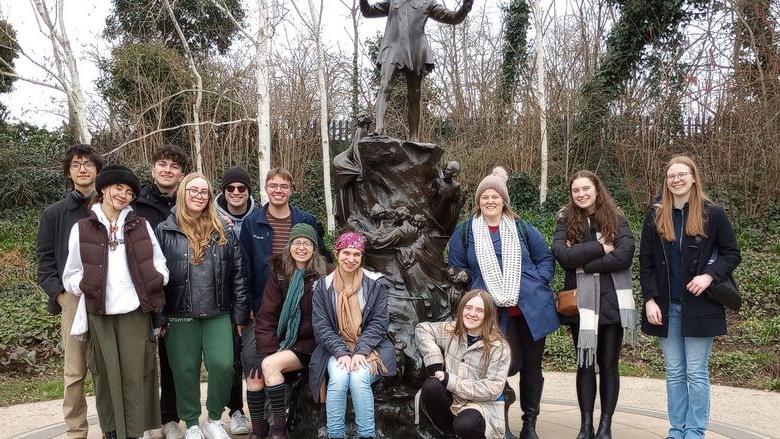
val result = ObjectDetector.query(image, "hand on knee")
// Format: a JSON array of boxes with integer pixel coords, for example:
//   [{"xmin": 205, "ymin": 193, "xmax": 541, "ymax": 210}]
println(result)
[
  {"xmin": 245, "ymin": 374, "xmax": 265, "ymax": 391},
  {"xmin": 260, "ymin": 359, "xmax": 282, "ymax": 386}
]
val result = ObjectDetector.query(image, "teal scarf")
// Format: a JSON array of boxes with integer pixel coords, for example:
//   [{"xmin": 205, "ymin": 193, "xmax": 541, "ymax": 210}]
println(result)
[{"xmin": 277, "ymin": 268, "xmax": 306, "ymax": 351}]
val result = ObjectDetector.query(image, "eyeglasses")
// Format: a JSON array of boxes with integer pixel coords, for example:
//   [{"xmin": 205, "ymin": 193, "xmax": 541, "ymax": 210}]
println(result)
[
  {"xmin": 109, "ymin": 184, "xmax": 135, "ymax": 201},
  {"xmin": 225, "ymin": 184, "xmax": 247, "ymax": 194},
  {"xmin": 666, "ymin": 172, "xmax": 691, "ymax": 181},
  {"xmin": 266, "ymin": 183, "xmax": 291, "ymax": 191},
  {"xmin": 186, "ymin": 188, "xmax": 210, "ymax": 199},
  {"xmin": 70, "ymin": 161, "xmax": 95, "ymax": 170},
  {"xmin": 291, "ymin": 240, "xmax": 314, "ymax": 249}
]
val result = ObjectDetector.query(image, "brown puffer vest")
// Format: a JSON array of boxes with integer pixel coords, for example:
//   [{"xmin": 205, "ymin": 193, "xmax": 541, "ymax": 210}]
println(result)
[{"xmin": 77, "ymin": 209, "xmax": 165, "ymax": 314}]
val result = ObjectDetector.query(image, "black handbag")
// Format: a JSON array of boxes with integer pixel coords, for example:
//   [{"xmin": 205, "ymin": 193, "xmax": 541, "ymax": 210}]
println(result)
[{"xmin": 705, "ymin": 275, "xmax": 741, "ymax": 311}]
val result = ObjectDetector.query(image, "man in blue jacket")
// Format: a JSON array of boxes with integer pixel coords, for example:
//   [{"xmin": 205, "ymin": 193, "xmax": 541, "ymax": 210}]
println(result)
[{"xmin": 238, "ymin": 166, "xmax": 331, "ymax": 438}]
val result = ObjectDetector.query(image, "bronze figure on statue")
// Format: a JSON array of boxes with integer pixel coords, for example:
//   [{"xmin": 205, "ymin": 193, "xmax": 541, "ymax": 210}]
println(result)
[{"xmin": 360, "ymin": 0, "xmax": 474, "ymax": 141}]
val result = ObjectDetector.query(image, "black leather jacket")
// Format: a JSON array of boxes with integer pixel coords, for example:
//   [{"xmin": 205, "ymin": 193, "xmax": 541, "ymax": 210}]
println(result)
[{"xmin": 155, "ymin": 213, "xmax": 249, "ymax": 326}]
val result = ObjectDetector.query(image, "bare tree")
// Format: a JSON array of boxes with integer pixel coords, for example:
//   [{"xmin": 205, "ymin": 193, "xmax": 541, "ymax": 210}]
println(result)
[
  {"xmin": 0, "ymin": 0, "xmax": 91, "ymax": 143},
  {"xmin": 533, "ymin": 0, "xmax": 549, "ymax": 204},
  {"xmin": 163, "ymin": 0, "xmax": 204, "ymax": 172},
  {"xmin": 292, "ymin": 0, "xmax": 335, "ymax": 232}
]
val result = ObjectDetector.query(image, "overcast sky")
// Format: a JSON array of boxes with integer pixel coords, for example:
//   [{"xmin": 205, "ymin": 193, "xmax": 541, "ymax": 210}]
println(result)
[{"xmin": 0, "ymin": 0, "xmax": 514, "ymax": 129}]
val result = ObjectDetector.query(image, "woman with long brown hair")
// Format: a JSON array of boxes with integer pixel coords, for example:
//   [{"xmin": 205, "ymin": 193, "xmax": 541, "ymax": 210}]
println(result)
[
  {"xmin": 244, "ymin": 223, "xmax": 328, "ymax": 439},
  {"xmin": 640, "ymin": 156, "xmax": 740, "ymax": 439},
  {"xmin": 155, "ymin": 173, "xmax": 249, "ymax": 439},
  {"xmin": 552, "ymin": 170, "xmax": 637, "ymax": 439},
  {"xmin": 415, "ymin": 289, "xmax": 511, "ymax": 439}
]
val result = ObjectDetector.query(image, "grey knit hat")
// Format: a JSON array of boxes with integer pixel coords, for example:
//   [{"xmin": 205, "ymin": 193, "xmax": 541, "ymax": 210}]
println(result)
[{"xmin": 474, "ymin": 166, "xmax": 510, "ymax": 205}]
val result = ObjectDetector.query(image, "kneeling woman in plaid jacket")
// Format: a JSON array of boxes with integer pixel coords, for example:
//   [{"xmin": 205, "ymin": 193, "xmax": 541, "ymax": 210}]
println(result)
[{"xmin": 416, "ymin": 289, "xmax": 511, "ymax": 439}]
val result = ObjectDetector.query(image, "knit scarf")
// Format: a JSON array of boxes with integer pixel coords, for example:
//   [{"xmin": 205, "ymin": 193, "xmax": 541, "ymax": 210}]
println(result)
[
  {"xmin": 576, "ymin": 265, "xmax": 638, "ymax": 367},
  {"xmin": 335, "ymin": 270, "xmax": 386, "ymax": 375},
  {"xmin": 472, "ymin": 215, "xmax": 522, "ymax": 307},
  {"xmin": 277, "ymin": 268, "xmax": 306, "ymax": 351}
]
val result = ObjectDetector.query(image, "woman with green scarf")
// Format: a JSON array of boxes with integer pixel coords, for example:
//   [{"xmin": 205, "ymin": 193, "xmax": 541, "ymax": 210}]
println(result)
[{"xmin": 247, "ymin": 223, "xmax": 328, "ymax": 439}]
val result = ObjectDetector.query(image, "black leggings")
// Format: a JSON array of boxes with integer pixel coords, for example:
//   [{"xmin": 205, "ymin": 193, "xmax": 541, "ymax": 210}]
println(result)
[
  {"xmin": 420, "ymin": 378, "xmax": 486, "ymax": 439},
  {"xmin": 570, "ymin": 323, "xmax": 623, "ymax": 415},
  {"xmin": 504, "ymin": 314, "xmax": 546, "ymax": 387}
]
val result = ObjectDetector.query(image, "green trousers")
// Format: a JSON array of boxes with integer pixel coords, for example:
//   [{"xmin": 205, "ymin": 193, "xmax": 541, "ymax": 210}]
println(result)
[
  {"xmin": 87, "ymin": 309, "xmax": 160, "ymax": 439},
  {"xmin": 165, "ymin": 314, "xmax": 234, "ymax": 427}
]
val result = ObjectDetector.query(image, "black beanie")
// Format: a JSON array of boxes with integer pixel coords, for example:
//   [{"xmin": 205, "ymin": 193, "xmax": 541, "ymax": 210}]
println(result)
[
  {"xmin": 95, "ymin": 165, "xmax": 141, "ymax": 197},
  {"xmin": 222, "ymin": 167, "xmax": 252, "ymax": 193}
]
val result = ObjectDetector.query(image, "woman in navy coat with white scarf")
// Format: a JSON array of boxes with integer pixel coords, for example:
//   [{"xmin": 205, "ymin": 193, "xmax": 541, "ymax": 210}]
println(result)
[{"xmin": 448, "ymin": 167, "xmax": 558, "ymax": 439}]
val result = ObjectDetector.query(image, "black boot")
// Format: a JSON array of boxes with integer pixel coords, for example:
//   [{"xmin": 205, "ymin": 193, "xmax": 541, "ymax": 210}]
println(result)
[
  {"xmin": 503, "ymin": 382, "xmax": 518, "ymax": 439},
  {"xmin": 575, "ymin": 412, "xmax": 595, "ymax": 439},
  {"xmin": 594, "ymin": 413, "xmax": 612, "ymax": 439},
  {"xmin": 519, "ymin": 379, "xmax": 543, "ymax": 439}
]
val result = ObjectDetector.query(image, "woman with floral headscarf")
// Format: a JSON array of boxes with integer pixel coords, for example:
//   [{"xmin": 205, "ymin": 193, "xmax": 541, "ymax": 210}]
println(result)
[{"xmin": 309, "ymin": 231, "xmax": 397, "ymax": 439}]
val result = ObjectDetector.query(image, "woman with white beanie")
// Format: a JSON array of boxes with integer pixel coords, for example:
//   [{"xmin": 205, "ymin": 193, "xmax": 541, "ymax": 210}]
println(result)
[{"xmin": 448, "ymin": 167, "xmax": 559, "ymax": 439}]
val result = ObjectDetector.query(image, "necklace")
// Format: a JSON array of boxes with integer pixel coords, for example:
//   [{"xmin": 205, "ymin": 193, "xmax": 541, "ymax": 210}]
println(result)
[{"xmin": 107, "ymin": 219, "xmax": 119, "ymax": 251}]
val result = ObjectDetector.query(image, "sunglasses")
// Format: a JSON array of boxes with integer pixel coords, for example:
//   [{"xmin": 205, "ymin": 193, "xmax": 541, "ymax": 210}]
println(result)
[{"xmin": 225, "ymin": 184, "xmax": 248, "ymax": 194}]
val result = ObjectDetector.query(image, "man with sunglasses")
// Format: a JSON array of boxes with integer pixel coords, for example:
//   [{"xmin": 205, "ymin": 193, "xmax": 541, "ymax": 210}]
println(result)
[
  {"xmin": 133, "ymin": 144, "xmax": 190, "ymax": 439},
  {"xmin": 36, "ymin": 144, "xmax": 105, "ymax": 439},
  {"xmin": 214, "ymin": 166, "xmax": 256, "ymax": 435},
  {"xmin": 216, "ymin": 167, "xmax": 257, "ymax": 238}
]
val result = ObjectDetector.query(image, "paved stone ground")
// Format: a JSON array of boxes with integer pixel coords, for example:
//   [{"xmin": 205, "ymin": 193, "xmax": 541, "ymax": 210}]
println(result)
[{"xmin": 3, "ymin": 372, "xmax": 777, "ymax": 439}]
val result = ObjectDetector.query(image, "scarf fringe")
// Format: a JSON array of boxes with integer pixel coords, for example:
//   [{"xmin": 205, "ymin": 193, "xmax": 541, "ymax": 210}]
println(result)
[{"xmin": 577, "ymin": 331, "xmax": 598, "ymax": 368}]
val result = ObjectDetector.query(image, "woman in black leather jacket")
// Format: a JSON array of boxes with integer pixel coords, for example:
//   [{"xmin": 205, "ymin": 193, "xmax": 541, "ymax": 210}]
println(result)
[{"xmin": 155, "ymin": 172, "xmax": 249, "ymax": 439}]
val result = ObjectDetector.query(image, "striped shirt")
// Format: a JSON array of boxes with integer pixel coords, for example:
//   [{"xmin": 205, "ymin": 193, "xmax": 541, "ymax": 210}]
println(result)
[{"xmin": 266, "ymin": 211, "xmax": 291, "ymax": 256}]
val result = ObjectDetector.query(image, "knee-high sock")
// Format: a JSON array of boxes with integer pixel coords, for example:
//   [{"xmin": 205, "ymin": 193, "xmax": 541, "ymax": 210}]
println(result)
[{"xmin": 266, "ymin": 383, "xmax": 287, "ymax": 433}]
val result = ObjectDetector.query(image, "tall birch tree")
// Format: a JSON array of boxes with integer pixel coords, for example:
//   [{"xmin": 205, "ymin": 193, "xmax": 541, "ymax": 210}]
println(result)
[
  {"xmin": 292, "ymin": 0, "xmax": 335, "ymax": 232},
  {"xmin": 533, "ymin": 0, "xmax": 548, "ymax": 204}
]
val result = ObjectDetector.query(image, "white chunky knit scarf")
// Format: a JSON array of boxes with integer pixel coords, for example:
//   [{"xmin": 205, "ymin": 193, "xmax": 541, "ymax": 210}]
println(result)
[{"xmin": 472, "ymin": 214, "xmax": 522, "ymax": 307}]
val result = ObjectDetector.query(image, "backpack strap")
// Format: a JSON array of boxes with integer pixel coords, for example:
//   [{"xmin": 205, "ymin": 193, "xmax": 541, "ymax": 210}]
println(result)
[{"xmin": 460, "ymin": 217, "xmax": 529, "ymax": 249}]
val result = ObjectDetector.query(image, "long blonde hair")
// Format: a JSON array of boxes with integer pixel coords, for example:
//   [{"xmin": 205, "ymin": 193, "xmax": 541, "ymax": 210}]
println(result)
[
  {"xmin": 655, "ymin": 156, "xmax": 710, "ymax": 241},
  {"xmin": 175, "ymin": 173, "xmax": 227, "ymax": 264}
]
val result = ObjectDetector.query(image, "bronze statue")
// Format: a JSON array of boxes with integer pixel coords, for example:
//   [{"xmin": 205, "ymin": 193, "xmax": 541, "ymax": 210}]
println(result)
[
  {"xmin": 360, "ymin": 0, "xmax": 474, "ymax": 141},
  {"xmin": 429, "ymin": 160, "xmax": 463, "ymax": 233}
]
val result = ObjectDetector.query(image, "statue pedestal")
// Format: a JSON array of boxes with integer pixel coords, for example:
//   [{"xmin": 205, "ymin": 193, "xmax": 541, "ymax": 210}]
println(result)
[{"xmin": 288, "ymin": 135, "xmax": 463, "ymax": 438}]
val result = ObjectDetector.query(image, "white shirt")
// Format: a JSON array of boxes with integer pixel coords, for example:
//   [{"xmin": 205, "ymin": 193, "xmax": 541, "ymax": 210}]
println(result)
[{"xmin": 62, "ymin": 203, "xmax": 169, "ymax": 315}]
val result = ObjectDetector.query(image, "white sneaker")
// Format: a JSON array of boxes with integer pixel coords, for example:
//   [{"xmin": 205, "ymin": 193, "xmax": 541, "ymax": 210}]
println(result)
[
  {"xmin": 200, "ymin": 420, "xmax": 230, "ymax": 439},
  {"xmin": 184, "ymin": 425, "xmax": 204, "ymax": 439},
  {"xmin": 162, "ymin": 421, "xmax": 185, "ymax": 439},
  {"xmin": 229, "ymin": 411, "xmax": 250, "ymax": 435}
]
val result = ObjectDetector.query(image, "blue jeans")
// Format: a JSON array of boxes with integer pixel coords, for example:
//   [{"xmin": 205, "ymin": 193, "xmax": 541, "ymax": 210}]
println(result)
[
  {"xmin": 659, "ymin": 303, "xmax": 714, "ymax": 439},
  {"xmin": 325, "ymin": 356, "xmax": 379, "ymax": 438}
]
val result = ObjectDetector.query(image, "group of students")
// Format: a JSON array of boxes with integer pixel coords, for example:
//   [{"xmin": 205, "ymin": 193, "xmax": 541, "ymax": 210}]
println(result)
[{"xmin": 37, "ymin": 142, "xmax": 740, "ymax": 439}]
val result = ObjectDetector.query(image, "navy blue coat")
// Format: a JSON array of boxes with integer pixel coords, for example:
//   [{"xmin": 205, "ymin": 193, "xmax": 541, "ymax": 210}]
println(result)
[
  {"xmin": 239, "ymin": 204, "xmax": 330, "ymax": 313},
  {"xmin": 308, "ymin": 270, "xmax": 397, "ymax": 403},
  {"xmin": 640, "ymin": 202, "xmax": 741, "ymax": 337},
  {"xmin": 448, "ymin": 218, "xmax": 560, "ymax": 341}
]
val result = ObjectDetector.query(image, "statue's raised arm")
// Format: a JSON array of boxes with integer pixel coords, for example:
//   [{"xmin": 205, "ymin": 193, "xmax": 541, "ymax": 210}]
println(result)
[
  {"xmin": 429, "ymin": 0, "xmax": 474, "ymax": 25},
  {"xmin": 361, "ymin": 0, "xmax": 474, "ymax": 142}
]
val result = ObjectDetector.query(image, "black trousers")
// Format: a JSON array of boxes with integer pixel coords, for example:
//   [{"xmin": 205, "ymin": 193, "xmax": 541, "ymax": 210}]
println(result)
[
  {"xmin": 570, "ymin": 323, "xmax": 623, "ymax": 415},
  {"xmin": 159, "ymin": 337, "xmax": 179, "ymax": 424},
  {"xmin": 227, "ymin": 326, "xmax": 245, "ymax": 415},
  {"xmin": 420, "ymin": 377, "xmax": 486, "ymax": 439},
  {"xmin": 504, "ymin": 314, "xmax": 545, "ymax": 387}
]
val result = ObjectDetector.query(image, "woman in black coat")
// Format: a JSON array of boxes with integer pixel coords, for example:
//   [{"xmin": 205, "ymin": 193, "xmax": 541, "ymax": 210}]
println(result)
[
  {"xmin": 155, "ymin": 172, "xmax": 249, "ymax": 439},
  {"xmin": 640, "ymin": 156, "xmax": 741, "ymax": 439},
  {"xmin": 552, "ymin": 170, "xmax": 636, "ymax": 439}
]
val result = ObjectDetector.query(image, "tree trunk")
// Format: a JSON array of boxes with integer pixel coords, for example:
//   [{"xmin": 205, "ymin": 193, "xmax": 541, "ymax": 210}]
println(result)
[
  {"xmin": 308, "ymin": 0, "xmax": 335, "ymax": 232},
  {"xmin": 163, "ymin": 0, "xmax": 203, "ymax": 172},
  {"xmin": 533, "ymin": 0, "xmax": 548, "ymax": 205},
  {"xmin": 32, "ymin": 0, "xmax": 91, "ymax": 144},
  {"xmin": 257, "ymin": 0, "xmax": 271, "ymax": 204}
]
